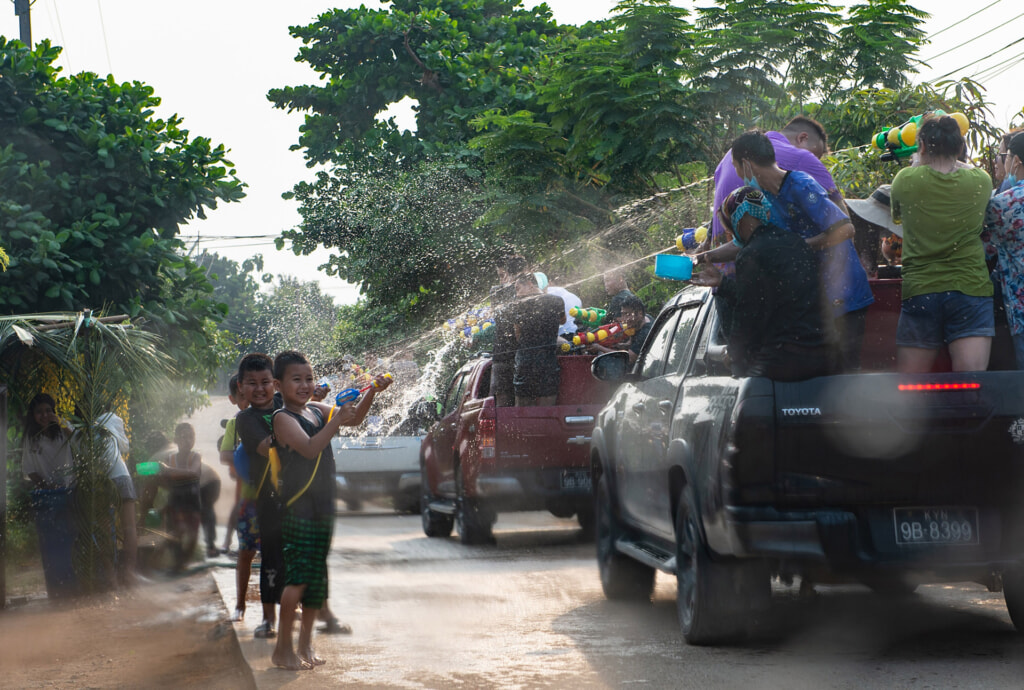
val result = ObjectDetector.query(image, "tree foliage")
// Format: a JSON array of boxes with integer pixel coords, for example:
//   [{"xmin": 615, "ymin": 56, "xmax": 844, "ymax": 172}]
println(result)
[
  {"xmin": 273, "ymin": 0, "xmax": 938, "ymax": 336},
  {"xmin": 0, "ymin": 38, "xmax": 245, "ymax": 384},
  {"xmin": 819, "ymin": 79, "xmax": 1002, "ymax": 199},
  {"xmin": 250, "ymin": 276, "xmax": 342, "ymax": 367},
  {"xmin": 267, "ymin": 0, "xmax": 572, "ymax": 166}
]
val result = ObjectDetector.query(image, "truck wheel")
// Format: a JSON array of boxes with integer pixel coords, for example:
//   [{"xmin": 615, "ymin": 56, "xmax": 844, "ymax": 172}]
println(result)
[
  {"xmin": 577, "ymin": 502, "xmax": 595, "ymax": 541},
  {"xmin": 863, "ymin": 575, "xmax": 918, "ymax": 596},
  {"xmin": 394, "ymin": 490, "xmax": 420, "ymax": 515},
  {"xmin": 596, "ymin": 474, "xmax": 655, "ymax": 600},
  {"xmin": 421, "ymin": 467, "xmax": 453, "ymax": 538},
  {"xmin": 456, "ymin": 496, "xmax": 494, "ymax": 545},
  {"xmin": 456, "ymin": 465, "xmax": 494, "ymax": 545},
  {"xmin": 675, "ymin": 486, "xmax": 767, "ymax": 644},
  {"xmin": 1004, "ymin": 567, "xmax": 1024, "ymax": 632}
]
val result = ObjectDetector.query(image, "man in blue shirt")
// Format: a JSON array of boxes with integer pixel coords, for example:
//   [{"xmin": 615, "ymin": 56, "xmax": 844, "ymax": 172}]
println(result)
[{"xmin": 700, "ymin": 131, "xmax": 873, "ymax": 370}]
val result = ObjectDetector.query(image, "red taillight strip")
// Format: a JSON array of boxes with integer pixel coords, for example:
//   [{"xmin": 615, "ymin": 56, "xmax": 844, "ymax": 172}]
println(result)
[{"xmin": 898, "ymin": 382, "xmax": 981, "ymax": 391}]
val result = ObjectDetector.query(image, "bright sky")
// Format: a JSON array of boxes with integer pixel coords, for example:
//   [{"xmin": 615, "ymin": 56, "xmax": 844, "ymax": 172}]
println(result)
[{"xmin": 2, "ymin": 1, "xmax": 1021, "ymax": 306}]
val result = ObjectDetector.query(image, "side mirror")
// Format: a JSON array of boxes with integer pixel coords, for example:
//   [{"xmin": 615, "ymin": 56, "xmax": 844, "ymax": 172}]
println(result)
[{"xmin": 592, "ymin": 351, "xmax": 631, "ymax": 382}]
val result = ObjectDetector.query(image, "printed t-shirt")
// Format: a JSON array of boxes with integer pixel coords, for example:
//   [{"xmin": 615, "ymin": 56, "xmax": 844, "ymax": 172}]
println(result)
[
  {"xmin": 984, "ymin": 180, "xmax": 1024, "ymax": 335},
  {"xmin": 766, "ymin": 171, "xmax": 874, "ymax": 317},
  {"xmin": 891, "ymin": 165, "xmax": 993, "ymax": 300}
]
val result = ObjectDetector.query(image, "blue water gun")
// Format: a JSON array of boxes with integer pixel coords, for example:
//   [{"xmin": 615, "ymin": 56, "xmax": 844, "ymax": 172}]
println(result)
[{"xmin": 335, "ymin": 373, "xmax": 394, "ymax": 406}]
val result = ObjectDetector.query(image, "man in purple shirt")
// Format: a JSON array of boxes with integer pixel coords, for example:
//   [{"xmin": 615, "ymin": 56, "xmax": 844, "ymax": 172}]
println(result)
[{"xmin": 710, "ymin": 117, "xmax": 845, "ymax": 271}]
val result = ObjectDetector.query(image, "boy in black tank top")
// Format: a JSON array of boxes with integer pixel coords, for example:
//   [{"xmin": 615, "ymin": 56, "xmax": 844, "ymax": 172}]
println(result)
[
  {"xmin": 235, "ymin": 354, "xmax": 284, "ymax": 639},
  {"xmin": 270, "ymin": 350, "xmax": 391, "ymax": 671}
]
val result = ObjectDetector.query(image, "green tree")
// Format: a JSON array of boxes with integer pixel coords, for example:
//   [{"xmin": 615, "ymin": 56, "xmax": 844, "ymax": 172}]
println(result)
[
  {"xmin": 282, "ymin": 155, "xmax": 495, "ymax": 315},
  {"xmin": 0, "ymin": 38, "xmax": 245, "ymax": 386},
  {"xmin": 469, "ymin": 0, "xmax": 703, "ymax": 235},
  {"xmin": 251, "ymin": 277, "xmax": 342, "ymax": 367},
  {"xmin": 267, "ymin": 0, "xmax": 572, "ymax": 166},
  {"xmin": 196, "ymin": 250, "xmax": 266, "ymax": 344},
  {"xmin": 831, "ymin": 0, "xmax": 929, "ymax": 96},
  {"xmin": 819, "ymin": 79, "xmax": 1002, "ymax": 199}
]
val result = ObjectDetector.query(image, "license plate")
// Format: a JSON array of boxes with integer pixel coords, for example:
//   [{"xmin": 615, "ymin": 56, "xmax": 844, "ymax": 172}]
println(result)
[
  {"xmin": 893, "ymin": 507, "xmax": 979, "ymax": 545},
  {"xmin": 560, "ymin": 470, "xmax": 592, "ymax": 492}
]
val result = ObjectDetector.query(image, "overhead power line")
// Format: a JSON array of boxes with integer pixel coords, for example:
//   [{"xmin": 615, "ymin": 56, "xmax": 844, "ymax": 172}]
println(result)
[
  {"xmin": 933, "ymin": 34, "xmax": 1024, "ymax": 81},
  {"xmin": 95, "ymin": 0, "xmax": 113, "ymax": 75},
  {"xmin": 972, "ymin": 46, "xmax": 1024, "ymax": 81},
  {"xmin": 928, "ymin": 0, "xmax": 1005, "ymax": 41},
  {"xmin": 919, "ymin": 10, "xmax": 1024, "ymax": 64}
]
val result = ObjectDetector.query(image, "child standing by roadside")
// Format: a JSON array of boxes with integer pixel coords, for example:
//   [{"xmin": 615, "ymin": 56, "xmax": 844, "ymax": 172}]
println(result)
[
  {"xmin": 162, "ymin": 422, "xmax": 202, "ymax": 572},
  {"xmin": 270, "ymin": 350, "xmax": 390, "ymax": 670},
  {"xmin": 235, "ymin": 353, "xmax": 284, "ymax": 638},
  {"xmin": 220, "ymin": 375, "xmax": 259, "ymax": 622}
]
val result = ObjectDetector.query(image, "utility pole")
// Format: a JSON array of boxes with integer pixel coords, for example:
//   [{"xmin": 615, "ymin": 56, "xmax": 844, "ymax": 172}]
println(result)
[{"xmin": 13, "ymin": 0, "xmax": 31, "ymax": 47}]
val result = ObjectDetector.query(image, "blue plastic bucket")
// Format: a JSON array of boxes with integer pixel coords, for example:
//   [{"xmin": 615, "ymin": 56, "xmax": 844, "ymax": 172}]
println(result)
[{"xmin": 655, "ymin": 254, "xmax": 693, "ymax": 281}]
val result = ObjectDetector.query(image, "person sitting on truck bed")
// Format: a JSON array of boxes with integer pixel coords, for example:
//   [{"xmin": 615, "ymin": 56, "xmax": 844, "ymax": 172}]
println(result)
[
  {"xmin": 691, "ymin": 186, "xmax": 838, "ymax": 381},
  {"xmin": 602, "ymin": 269, "xmax": 636, "ymax": 323},
  {"xmin": 588, "ymin": 294, "xmax": 652, "ymax": 365},
  {"xmin": 511, "ymin": 271, "xmax": 567, "ymax": 406}
]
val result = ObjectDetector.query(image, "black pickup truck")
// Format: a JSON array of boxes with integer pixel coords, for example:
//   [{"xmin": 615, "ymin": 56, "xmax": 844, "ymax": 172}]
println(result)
[{"xmin": 589, "ymin": 281, "xmax": 1024, "ymax": 644}]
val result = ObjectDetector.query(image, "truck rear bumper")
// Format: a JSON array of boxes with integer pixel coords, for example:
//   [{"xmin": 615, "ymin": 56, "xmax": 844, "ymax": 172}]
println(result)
[
  {"xmin": 473, "ymin": 468, "xmax": 593, "ymax": 511},
  {"xmin": 710, "ymin": 505, "xmax": 1023, "ymax": 576}
]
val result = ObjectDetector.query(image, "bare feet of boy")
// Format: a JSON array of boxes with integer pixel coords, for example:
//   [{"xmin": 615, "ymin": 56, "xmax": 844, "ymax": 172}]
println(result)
[
  {"xmin": 298, "ymin": 646, "xmax": 326, "ymax": 667},
  {"xmin": 271, "ymin": 649, "xmax": 311, "ymax": 671}
]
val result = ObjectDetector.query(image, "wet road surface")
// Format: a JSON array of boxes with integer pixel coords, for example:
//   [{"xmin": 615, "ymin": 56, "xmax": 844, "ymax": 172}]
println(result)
[{"xmin": 213, "ymin": 508, "xmax": 1024, "ymax": 689}]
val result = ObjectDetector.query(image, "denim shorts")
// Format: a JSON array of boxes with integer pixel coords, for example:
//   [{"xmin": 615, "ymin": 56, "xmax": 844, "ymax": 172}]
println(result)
[{"xmin": 896, "ymin": 291, "xmax": 995, "ymax": 349}]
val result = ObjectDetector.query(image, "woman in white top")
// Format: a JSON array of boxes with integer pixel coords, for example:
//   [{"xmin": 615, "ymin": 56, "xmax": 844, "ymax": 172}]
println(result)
[
  {"xmin": 22, "ymin": 393, "xmax": 76, "ymax": 597},
  {"xmin": 23, "ymin": 394, "xmax": 74, "ymax": 489}
]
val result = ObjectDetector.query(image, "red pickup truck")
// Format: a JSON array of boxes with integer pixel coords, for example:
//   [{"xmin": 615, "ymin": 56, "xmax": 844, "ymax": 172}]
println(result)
[{"xmin": 420, "ymin": 355, "xmax": 615, "ymax": 544}]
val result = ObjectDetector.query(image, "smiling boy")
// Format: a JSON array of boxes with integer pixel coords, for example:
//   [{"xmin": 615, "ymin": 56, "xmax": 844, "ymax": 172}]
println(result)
[
  {"xmin": 269, "ymin": 350, "xmax": 390, "ymax": 670},
  {"xmin": 234, "ymin": 353, "xmax": 285, "ymax": 639}
]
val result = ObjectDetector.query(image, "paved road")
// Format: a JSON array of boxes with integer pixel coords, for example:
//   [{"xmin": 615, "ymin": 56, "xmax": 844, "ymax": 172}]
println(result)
[{"xmin": 211, "ymin": 507, "xmax": 1024, "ymax": 689}]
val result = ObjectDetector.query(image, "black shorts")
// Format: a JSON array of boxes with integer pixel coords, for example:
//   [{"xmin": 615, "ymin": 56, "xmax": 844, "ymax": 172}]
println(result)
[
  {"xmin": 513, "ymin": 357, "xmax": 560, "ymax": 399},
  {"xmin": 491, "ymin": 361, "xmax": 515, "ymax": 401},
  {"xmin": 255, "ymin": 493, "xmax": 285, "ymax": 604}
]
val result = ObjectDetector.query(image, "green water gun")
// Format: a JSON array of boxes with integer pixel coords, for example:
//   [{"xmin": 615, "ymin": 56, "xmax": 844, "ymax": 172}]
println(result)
[
  {"xmin": 569, "ymin": 306, "xmax": 607, "ymax": 325},
  {"xmin": 870, "ymin": 110, "xmax": 969, "ymax": 162}
]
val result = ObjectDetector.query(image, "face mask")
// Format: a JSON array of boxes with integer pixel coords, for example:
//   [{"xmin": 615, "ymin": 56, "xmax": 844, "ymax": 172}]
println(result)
[
  {"xmin": 1007, "ymin": 156, "xmax": 1022, "ymax": 187},
  {"xmin": 742, "ymin": 162, "xmax": 761, "ymax": 190}
]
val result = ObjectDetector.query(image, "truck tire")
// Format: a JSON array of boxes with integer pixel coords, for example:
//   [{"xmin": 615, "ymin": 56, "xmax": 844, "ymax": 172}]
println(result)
[
  {"xmin": 421, "ymin": 466, "xmax": 453, "ymax": 538},
  {"xmin": 394, "ymin": 489, "xmax": 420, "ymax": 515},
  {"xmin": 577, "ymin": 502, "xmax": 595, "ymax": 541},
  {"xmin": 863, "ymin": 575, "xmax": 918, "ymax": 596},
  {"xmin": 1003, "ymin": 567, "xmax": 1024, "ymax": 632},
  {"xmin": 675, "ymin": 485, "xmax": 768, "ymax": 644},
  {"xmin": 596, "ymin": 474, "xmax": 655, "ymax": 600},
  {"xmin": 456, "ymin": 464, "xmax": 494, "ymax": 545}
]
